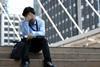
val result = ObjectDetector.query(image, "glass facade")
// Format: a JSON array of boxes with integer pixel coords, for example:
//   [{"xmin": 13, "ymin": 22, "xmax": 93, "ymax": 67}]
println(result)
[
  {"xmin": 34, "ymin": 0, "xmax": 41, "ymax": 16},
  {"xmin": 41, "ymin": 0, "xmax": 78, "ymax": 44},
  {"xmin": 81, "ymin": 0, "xmax": 99, "ymax": 31},
  {"xmin": 40, "ymin": 0, "xmax": 99, "ymax": 44}
]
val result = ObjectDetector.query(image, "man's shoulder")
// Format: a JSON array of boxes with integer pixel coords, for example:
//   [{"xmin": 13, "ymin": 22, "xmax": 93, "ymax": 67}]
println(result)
[
  {"xmin": 20, "ymin": 20, "xmax": 28, "ymax": 26},
  {"xmin": 21, "ymin": 20, "xmax": 28, "ymax": 24},
  {"xmin": 36, "ymin": 16, "xmax": 45, "ymax": 23}
]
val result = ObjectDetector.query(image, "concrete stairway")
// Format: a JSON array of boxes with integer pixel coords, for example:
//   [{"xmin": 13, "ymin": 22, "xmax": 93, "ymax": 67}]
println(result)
[{"xmin": 0, "ymin": 46, "xmax": 100, "ymax": 67}]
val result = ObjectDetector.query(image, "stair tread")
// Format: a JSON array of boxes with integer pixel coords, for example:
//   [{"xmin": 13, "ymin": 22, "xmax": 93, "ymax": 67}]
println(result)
[
  {"xmin": 1, "ymin": 51, "xmax": 100, "ymax": 54},
  {"xmin": 1, "ymin": 58, "xmax": 100, "ymax": 61},
  {"xmin": 1, "ymin": 47, "xmax": 100, "ymax": 50},
  {"xmin": 1, "ymin": 47, "xmax": 100, "ymax": 67},
  {"xmin": 0, "ymin": 59, "xmax": 100, "ymax": 67},
  {"xmin": 1, "ymin": 46, "xmax": 100, "ymax": 48}
]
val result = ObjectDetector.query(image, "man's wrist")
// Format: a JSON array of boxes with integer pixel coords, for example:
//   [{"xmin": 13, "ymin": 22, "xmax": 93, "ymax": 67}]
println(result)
[{"xmin": 24, "ymin": 35, "xmax": 28, "ymax": 38}]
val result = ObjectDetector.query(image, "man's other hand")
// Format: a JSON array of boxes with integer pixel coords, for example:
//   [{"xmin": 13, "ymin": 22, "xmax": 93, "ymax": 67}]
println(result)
[{"xmin": 27, "ymin": 33, "xmax": 33, "ymax": 40}]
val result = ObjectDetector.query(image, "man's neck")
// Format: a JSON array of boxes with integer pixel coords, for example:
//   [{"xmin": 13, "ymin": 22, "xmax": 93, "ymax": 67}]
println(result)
[
  {"xmin": 33, "ymin": 15, "xmax": 36, "ymax": 22},
  {"xmin": 30, "ymin": 17, "xmax": 36, "ymax": 23}
]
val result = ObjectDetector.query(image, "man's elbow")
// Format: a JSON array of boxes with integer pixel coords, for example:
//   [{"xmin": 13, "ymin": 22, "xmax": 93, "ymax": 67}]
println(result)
[
  {"xmin": 40, "ymin": 31, "xmax": 45, "ymax": 36},
  {"xmin": 41, "ymin": 32, "xmax": 45, "ymax": 36}
]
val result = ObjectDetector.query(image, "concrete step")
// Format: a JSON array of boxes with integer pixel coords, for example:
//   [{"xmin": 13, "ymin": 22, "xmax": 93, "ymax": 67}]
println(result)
[
  {"xmin": 1, "ymin": 47, "xmax": 100, "ymax": 59},
  {"xmin": 1, "ymin": 51, "xmax": 100, "ymax": 59},
  {"xmin": 1, "ymin": 46, "xmax": 100, "ymax": 67},
  {"xmin": 0, "ymin": 46, "xmax": 100, "ymax": 54},
  {"xmin": 0, "ymin": 59, "xmax": 100, "ymax": 67}
]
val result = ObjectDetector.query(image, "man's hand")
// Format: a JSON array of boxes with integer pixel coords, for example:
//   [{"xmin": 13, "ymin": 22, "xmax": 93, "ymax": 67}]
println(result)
[{"xmin": 27, "ymin": 33, "xmax": 33, "ymax": 40}]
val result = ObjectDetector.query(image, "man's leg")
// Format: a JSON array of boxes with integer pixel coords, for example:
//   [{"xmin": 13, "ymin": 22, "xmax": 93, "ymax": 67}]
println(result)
[
  {"xmin": 21, "ymin": 38, "xmax": 55, "ymax": 67},
  {"xmin": 39, "ymin": 38, "xmax": 55, "ymax": 67},
  {"xmin": 21, "ymin": 39, "xmax": 31, "ymax": 67},
  {"xmin": 41, "ymin": 38, "xmax": 52, "ymax": 62}
]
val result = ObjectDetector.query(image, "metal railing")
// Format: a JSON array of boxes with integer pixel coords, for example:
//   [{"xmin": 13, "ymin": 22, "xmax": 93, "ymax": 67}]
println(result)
[
  {"xmin": 55, "ymin": 0, "xmax": 100, "ymax": 47},
  {"xmin": 58, "ymin": 0, "xmax": 83, "ymax": 34},
  {"xmin": 37, "ymin": 0, "xmax": 100, "ymax": 47},
  {"xmin": 0, "ymin": 3, "xmax": 21, "ymax": 46},
  {"xmin": 85, "ymin": 0, "xmax": 100, "ymax": 18},
  {"xmin": 37, "ymin": 0, "xmax": 64, "ymax": 41},
  {"xmin": 37, "ymin": 0, "xmax": 84, "ymax": 47}
]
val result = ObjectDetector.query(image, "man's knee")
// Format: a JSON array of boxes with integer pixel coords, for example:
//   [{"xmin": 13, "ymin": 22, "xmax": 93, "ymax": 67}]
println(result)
[{"xmin": 42, "ymin": 38, "xmax": 48, "ymax": 43}]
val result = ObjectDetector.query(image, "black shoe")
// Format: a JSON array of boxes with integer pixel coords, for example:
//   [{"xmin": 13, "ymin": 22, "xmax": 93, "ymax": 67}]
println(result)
[
  {"xmin": 44, "ymin": 61, "xmax": 56, "ymax": 67},
  {"xmin": 21, "ymin": 62, "xmax": 29, "ymax": 67}
]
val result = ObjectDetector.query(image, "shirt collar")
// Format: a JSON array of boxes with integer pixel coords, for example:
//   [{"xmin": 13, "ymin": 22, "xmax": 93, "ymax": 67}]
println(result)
[
  {"xmin": 29, "ymin": 19, "xmax": 36, "ymax": 25},
  {"xmin": 34, "ymin": 20, "xmax": 36, "ymax": 25}
]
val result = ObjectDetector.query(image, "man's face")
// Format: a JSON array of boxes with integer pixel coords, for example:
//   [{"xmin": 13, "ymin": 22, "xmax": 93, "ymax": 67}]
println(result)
[{"xmin": 25, "ymin": 12, "xmax": 35, "ymax": 22}]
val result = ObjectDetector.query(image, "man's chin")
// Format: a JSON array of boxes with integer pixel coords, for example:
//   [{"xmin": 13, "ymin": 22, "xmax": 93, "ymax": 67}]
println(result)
[{"xmin": 29, "ymin": 19, "xmax": 34, "ymax": 22}]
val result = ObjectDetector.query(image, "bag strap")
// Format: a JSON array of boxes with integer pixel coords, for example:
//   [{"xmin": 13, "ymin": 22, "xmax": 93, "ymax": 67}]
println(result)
[{"xmin": 29, "ymin": 20, "xmax": 38, "ymax": 31}]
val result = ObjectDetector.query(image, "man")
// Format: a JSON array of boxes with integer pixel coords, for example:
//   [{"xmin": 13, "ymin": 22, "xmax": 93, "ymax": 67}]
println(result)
[{"xmin": 20, "ymin": 7, "xmax": 55, "ymax": 67}]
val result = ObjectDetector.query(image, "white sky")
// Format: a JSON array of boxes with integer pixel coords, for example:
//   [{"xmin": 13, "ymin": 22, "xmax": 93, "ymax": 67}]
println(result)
[{"xmin": 8, "ymin": 0, "xmax": 33, "ymax": 15}]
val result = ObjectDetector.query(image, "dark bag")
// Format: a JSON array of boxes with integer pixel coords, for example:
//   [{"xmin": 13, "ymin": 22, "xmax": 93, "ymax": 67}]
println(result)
[{"xmin": 10, "ymin": 41, "xmax": 25, "ymax": 60}]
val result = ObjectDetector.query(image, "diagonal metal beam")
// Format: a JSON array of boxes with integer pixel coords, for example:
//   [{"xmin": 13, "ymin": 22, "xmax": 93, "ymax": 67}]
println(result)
[
  {"xmin": 58, "ymin": 0, "xmax": 83, "ymax": 34},
  {"xmin": 85, "ymin": 0, "xmax": 100, "ymax": 18},
  {"xmin": 37, "ymin": 0, "xmax": 64, "ymax": 41}
]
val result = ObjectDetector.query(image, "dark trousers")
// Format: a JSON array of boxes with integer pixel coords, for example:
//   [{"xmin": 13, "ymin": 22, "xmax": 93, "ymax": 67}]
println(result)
[{"xmin": 21, "ymin": 37, "xmax": 52, "ymax": 64}]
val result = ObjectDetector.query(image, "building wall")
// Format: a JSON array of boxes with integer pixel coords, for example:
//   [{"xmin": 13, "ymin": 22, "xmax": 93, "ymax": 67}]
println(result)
[
  {"xmin": 0, "ymin": 0, "xmax": 3, "ymax": 45},
  {"xmin": 81, "ymin": 0, "xmax": 99, "ymax": 31},
  {"xmin": 34, "ymin": 0, "xmax": 41, "ymax": 16},
  {"xmin": 41, "ymin": 0, "xmax": 100, "ymax": 44},
  {"xmin": 0, "ymin": 0, "xmax": 8, "ymax": 13},
  {"xmin": 0, "ymin": 14, "xmax": 1, "ymax": 44},
  {"xmin": 0, "ymin": 14, "xmax": 22, "ymax": 46},
  {"xmin": 41, "ymin": 0, "xmax": 78, "ymax": 44},
  {"xmin": 0, "ymin": 0, "xmax": 3, "ymax": 3}
]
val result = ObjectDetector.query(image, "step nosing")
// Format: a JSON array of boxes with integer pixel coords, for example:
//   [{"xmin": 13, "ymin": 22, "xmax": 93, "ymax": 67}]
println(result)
[{"xmin": 1, "ymin": 59, "xmax": 100, "ymax": 61}]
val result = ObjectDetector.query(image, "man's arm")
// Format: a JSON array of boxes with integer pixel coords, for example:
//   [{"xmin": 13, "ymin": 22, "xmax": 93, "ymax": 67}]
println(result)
[
  {"xmin": 20, "ymin": 21, "xmax": 30, "ymax": 37},
  {"xmin": 31, "ymin": 20, "xmax": 45, "ymax": 37}
]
